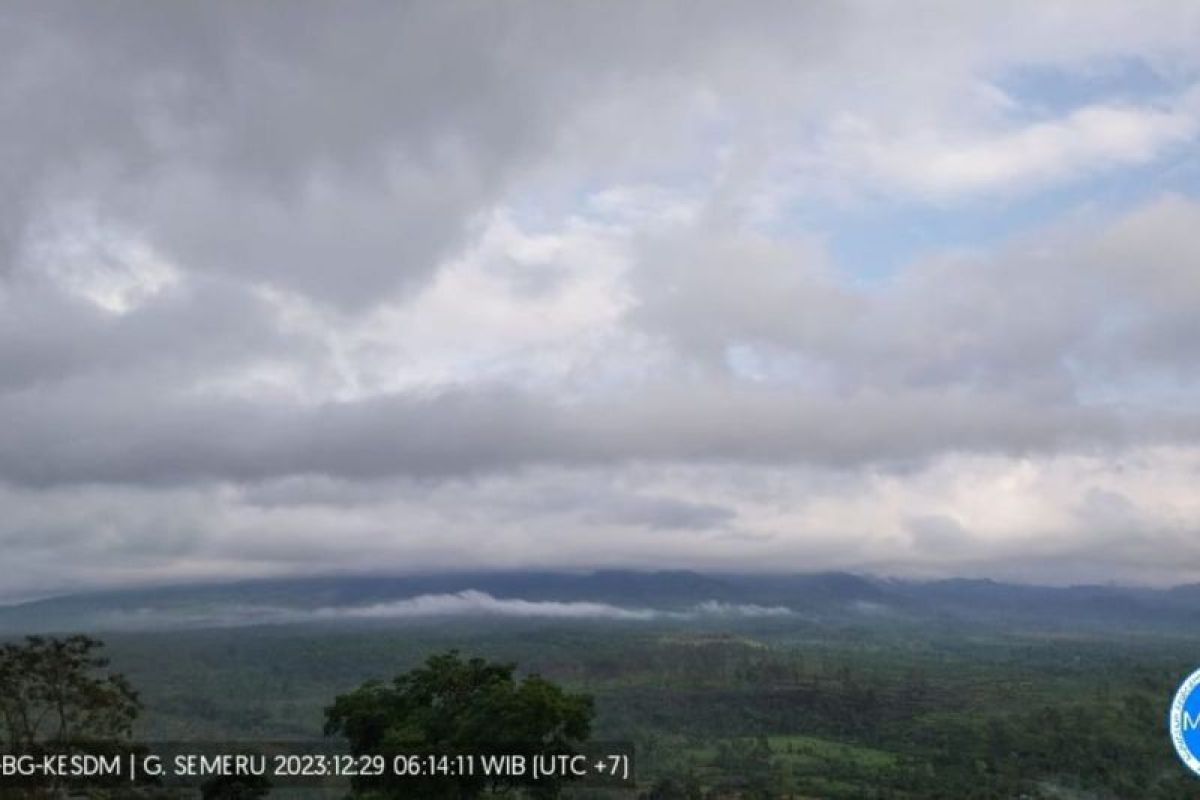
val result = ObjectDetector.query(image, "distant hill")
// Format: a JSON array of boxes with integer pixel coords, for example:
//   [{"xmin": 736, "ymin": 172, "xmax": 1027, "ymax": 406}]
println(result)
[{"xmin": 1, "ymin": 570, "xmax": 1197, "ymax": 635}]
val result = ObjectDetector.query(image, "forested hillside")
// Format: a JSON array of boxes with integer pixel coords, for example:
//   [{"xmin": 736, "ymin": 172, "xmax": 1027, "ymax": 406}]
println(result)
[{"xmin": 57, "ymin": 615, "xmax": 1199, "ymax": 799}]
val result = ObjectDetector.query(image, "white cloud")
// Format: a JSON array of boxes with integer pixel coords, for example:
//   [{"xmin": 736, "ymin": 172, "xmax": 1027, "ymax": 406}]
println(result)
[
  {"xmin": 4, "ymin": 2, "xmax": 1200, "ymax": 596},
  {"xmin": 315, "ymin": 591, "xmax": 659, "ymax": 621},
  {"xmin": 820, "ymin": 89, "xmax": 1200, "ymax": 198},
  {"xmin": 26, "ymin": 210, "xmax": 182, "ymax": 315},
  {"xmin": 76, "ymin": 591, "xmax": 798, "ymax": 630},
  {"xmin": 4, "ymin": 441, "xmax": 1200, "ymax": 602}
]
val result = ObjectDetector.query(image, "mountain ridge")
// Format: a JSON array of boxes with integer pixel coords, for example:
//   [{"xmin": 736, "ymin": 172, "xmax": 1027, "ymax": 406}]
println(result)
[{"xmin": 2, "ymin": 569, "xmax": 1198, "ymax": 634}]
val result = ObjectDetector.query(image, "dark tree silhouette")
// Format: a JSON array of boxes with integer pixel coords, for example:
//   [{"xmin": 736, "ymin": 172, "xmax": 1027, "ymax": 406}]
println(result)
[
  {"xmin": 200, "ymin": 773, "xmax": 272, "ymax": 800},
  {"xmin": 0, "ymin": 636, "xmax": 144, "ymax": 799},
  {"xmin": 0, "ymin": 635, "xmax": 140, "ymax": 748},
  {"xmin": 325, "ymin": 650, "xmax": 593, "ymax": 799}
]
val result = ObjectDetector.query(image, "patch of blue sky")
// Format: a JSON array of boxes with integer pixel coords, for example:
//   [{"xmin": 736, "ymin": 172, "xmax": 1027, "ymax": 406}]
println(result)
[
  {"xmin": 781, "ymin": 59, "xmax": 1200, "ymax": 283},
  {"xmin": 992, "ymin": 57, "xmax": 1184, "ymax": 118},
  {"xmin": 509, "ymin": 60, "xmax": 1200, "ymax": 285},
  {"xmin": 794, "ymin": 152, "xmax": 1200, "ymax": 286}
]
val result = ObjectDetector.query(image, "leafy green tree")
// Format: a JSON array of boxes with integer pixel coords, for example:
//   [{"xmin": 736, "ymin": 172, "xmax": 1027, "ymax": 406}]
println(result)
[
  {"xmin": 0, "ymin": 636, "xmax": 144, "ymax": 799},
  {"xmin": 0, "ymin": 635, "xmax": 140, "ymax": 748},
  {"xmin": 325, "ymin": 650, "xmax": 593, "ymax": 799}
]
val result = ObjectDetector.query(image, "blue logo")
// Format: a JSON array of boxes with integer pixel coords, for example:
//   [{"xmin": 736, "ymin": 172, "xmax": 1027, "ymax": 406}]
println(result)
[{"xmin": 1170, "ymin": 668, "xmax": 1200, "ymax": 775}]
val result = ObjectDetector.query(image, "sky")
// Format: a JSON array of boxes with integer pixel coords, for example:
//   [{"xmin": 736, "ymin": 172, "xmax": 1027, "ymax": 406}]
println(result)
[{"xmin": 3, "ymin": 1, "xmax": 1200, "ymax": 600}]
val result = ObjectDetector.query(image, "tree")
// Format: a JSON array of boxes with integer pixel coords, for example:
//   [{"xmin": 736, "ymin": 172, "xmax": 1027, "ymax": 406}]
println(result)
[
  {"xmin": 325, "ymin": 650, "xmax": 594, "ymax": 799},
  {"xmin": 640, "ymin": 775, "xmax": 703, "ymax": 799},
  {"xmin": 0, "ymin": 635, "xmax": 140, "ymax": 748},
  {"xmin": 0, "ymin": 636, "xmax": 144, "ymax": 799},
  {"xmin": 200, "ymin": 773, "xmax": 272, "ymax": 800}
]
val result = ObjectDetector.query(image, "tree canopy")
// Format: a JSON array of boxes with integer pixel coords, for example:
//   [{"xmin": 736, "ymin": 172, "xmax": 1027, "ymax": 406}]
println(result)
[
  {"xmin": 325, "ymin": 650, "xmax": 593, "ymax": 799},
  {"xmin": 0, "ymin": 635, "xmax": 140, "ymax": 749}
]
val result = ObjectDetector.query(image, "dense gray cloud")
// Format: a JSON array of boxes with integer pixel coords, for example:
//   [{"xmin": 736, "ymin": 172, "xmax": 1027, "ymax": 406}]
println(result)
[
  {"xmin": 3, "ymin": 1, "xmax": 1200, "ymax": 596},
  {"xmin": 629, "ymin": 195, "xmax": 1200, "ymax": 393},
  {"xmin": 0, "ymin": 378, "xmax": 1140, "ymax": 486},
  {"xmin": 0, "ymin": 0, "xmax": 847, "ymax": 304},
  {"xmin": 9, "ymin": 195, "xmax": 1200, "ymax": 488}
]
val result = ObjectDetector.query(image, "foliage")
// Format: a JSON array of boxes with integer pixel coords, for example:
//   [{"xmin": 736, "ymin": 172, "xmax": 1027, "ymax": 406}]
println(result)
[
  {"xmin": 66, "ymin": 619, "xmax": 1200, "ymax": 798},
  {"xmin": 325, "ymin": 649, "xmax": 594, "ymax": 799},
  {"xmin": 0, "ymin": 636, "xmax": 147, "ymax": 800},
  {"xmin": 199, "ymin": 773, "xmax": 272, "ymax": 800},
  {"xmin": 0, "ymin": 635, "xmax": 140, "ymax": 748}
]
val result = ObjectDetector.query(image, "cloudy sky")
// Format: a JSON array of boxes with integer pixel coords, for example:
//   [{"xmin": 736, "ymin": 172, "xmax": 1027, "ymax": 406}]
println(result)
[{"xmin": 3, "ymin": 1, "xmax": 1200, "ymax": 600}]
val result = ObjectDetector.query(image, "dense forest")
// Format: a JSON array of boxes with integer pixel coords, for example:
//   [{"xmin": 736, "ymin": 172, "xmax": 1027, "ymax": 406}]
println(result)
[{"xmin": 4, "ymin": 614, "xmax": 1183, "ymax": 799}]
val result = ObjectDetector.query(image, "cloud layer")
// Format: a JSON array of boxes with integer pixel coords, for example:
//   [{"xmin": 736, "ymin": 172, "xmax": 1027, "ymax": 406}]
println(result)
[
  {"xmin": 3, "ymin": 2, "xmax": 1200, "ymax": 598},
  {"xmin": 83, "ymin": 591, "xmax": 795, "ymax": 631}
]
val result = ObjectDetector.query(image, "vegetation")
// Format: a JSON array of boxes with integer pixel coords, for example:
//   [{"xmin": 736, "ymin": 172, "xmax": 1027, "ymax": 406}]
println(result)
[
  {"xmin": 198, "ymin": 773, "xmax": 271, "ymax": 800},
  {"xmin": 3, "ymin": 619, "xmax": 1199, "ymax": 798},
  {"xmin": 0, "ymin": 635, "xmax": 145, "ymax": 799},
  {"xmin": 0, "ymin": 634, "xmax": 140, "ymax": 748},
  {"xmin": 326, "ymin": 650, "xmax": 594, "ymax": 798}
]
